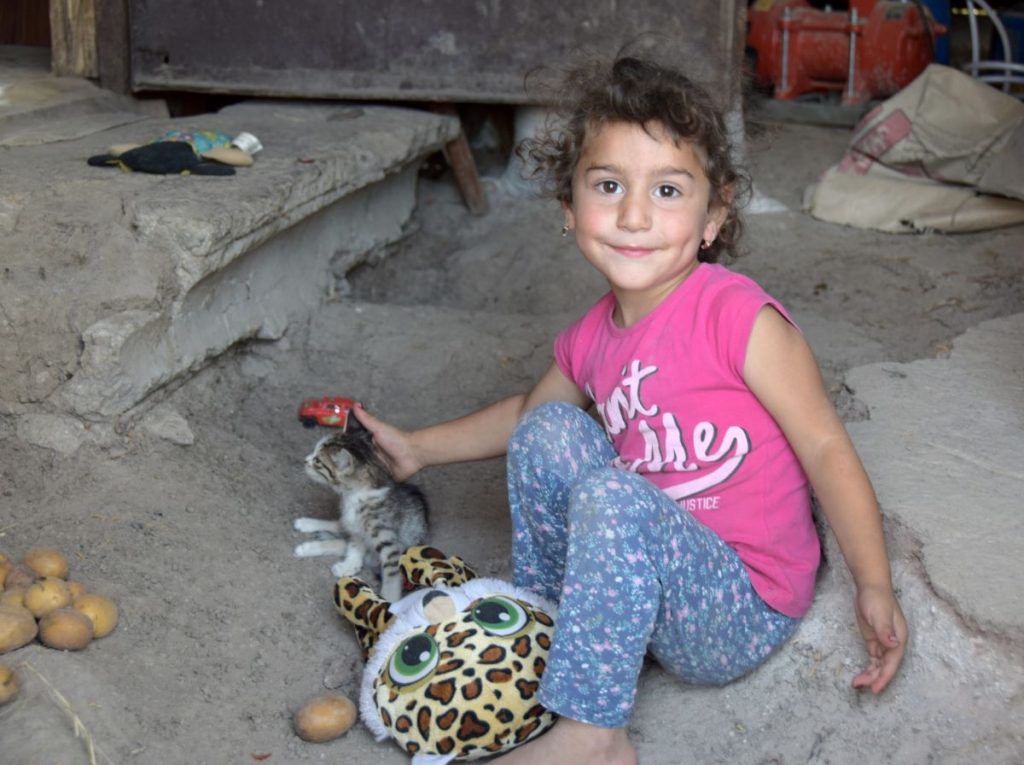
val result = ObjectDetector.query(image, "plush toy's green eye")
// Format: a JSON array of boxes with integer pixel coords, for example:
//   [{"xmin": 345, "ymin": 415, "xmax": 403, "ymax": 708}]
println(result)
[
  {"xmin": 388, "ymin": 633, "xmax": 439, "ymax": 687},
  {"xmin": 470, "ymin": 596, "xmax": 529, "ymax": 636}
]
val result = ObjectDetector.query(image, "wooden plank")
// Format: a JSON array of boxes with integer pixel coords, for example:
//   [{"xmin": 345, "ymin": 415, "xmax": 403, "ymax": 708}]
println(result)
[
  {"xmin": 129, "ymin": 1, "xmax": 743, "ymax": 104},
  {"xmin": 49, "ymin": 0, "xmax": 97, "ymax": 78},
  {"xmin": 95, "ymin": 0, "xmax": 130, "ymax": 93}
]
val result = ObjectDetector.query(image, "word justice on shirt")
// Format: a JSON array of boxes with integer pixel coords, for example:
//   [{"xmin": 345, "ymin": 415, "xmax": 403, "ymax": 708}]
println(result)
[{"xmin": 589, "ymin": 360, "xmax": 751, "ymax": 508}]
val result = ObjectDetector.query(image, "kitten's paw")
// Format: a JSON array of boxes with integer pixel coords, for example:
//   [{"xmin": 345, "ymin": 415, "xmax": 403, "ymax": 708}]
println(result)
[
  {"xmin": 330, "ymin": 559, "xmax": 361, "ymax": 578},
  {"xmin": 294, "ymin": 541, "xmax": 322, "ymax": 558},
  {"xmin": 293, "ymin": 517, "xmax": 322, "ymax": 533}
]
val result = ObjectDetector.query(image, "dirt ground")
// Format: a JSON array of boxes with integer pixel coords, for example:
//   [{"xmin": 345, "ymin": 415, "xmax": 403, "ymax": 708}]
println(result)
[{"xmin": 1, "ymin": 118, "xmax": 1022, "ymax": 765}]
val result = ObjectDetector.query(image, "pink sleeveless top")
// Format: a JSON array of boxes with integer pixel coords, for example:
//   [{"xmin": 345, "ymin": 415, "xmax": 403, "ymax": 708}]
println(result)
[{"xmin": 555, "ymin": 264, "xmax": 820, "ymax": 617}]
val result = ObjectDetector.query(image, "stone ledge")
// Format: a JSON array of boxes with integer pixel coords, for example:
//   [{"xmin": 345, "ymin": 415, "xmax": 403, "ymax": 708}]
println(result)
[
  {"xmin": 0, "ymin": 100, "xmax": 459, "ymax": 418},
  {"xmin": 845, "ymin": 314, "xmax": 1024, "ymax": 639}
]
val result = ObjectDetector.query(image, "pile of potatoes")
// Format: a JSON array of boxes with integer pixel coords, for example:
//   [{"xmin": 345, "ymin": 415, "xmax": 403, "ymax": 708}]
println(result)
[{"xmin": 0, "ymin": 547, "xmax": 120, "ymax": 703}]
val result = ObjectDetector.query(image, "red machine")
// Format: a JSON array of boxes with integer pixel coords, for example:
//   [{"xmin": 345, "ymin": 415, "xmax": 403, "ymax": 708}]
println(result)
[{"xmin": 747, "ymin": 0, "xmax": 947, "ymax": 105}]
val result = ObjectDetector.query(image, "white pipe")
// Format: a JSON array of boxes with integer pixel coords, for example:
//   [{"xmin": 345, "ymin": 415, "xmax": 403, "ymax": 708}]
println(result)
[
  {"xmin": 966, "ymin": 0, "xmax": 982, "ymax": 71},
  {"xmin": 847, "ymin": 8, "xmax": 859, "ymax": 100},
  {"xmin": 780, "ymin": 7, "xmax": 791, "ymax": 94},
  {"xmin": 964, "ymin": 0, "xmax": 1021, "ymax": 96}
]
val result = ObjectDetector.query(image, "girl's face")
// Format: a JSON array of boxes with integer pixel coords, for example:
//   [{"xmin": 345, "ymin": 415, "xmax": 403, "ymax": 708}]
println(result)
[{"xmin": 564, "ymin": 120, "xmax": 726, "ymax": 326}]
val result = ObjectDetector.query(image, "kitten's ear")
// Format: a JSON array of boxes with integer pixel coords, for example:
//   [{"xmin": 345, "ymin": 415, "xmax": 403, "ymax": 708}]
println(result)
[
  {"xmin": 345, "ymin": 416, "xmax": 376, "ymax": 451},
  {"xmin": 333, "ymin": 448, "xmax": 353, "ymax": 471}
]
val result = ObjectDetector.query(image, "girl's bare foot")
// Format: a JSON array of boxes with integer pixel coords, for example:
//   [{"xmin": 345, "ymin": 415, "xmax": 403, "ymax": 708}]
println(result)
[{"xmin": 492, "ymin": 717, "xmax": 637, "ymax": 765}]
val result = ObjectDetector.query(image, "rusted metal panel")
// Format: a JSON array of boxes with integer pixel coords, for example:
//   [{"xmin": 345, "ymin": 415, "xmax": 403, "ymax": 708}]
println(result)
[{"xmin": 130, "ymin": 1, "xmax": 744, "ymax": 104}]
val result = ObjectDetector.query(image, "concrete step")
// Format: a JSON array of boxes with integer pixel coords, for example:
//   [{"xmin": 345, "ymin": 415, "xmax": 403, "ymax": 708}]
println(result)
[
  {"xmin": 0, "ymin": 74, "xmax": 459, "ymax": 419},
  {"xmin": 0, "ymin": 46, "xmax": 164, "ymax": 146}
]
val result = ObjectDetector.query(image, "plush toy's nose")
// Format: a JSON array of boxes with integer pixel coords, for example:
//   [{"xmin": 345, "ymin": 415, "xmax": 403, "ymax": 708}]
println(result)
[{"xmin": 421, "ymin": 591, "xmax": 456, "ymax": 622}]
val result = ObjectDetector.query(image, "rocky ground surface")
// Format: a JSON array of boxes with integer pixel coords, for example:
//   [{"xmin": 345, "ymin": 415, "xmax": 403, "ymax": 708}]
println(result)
[{"xmin": 1, "ymin": 118, "xmax": 1022, "ymax": 764}]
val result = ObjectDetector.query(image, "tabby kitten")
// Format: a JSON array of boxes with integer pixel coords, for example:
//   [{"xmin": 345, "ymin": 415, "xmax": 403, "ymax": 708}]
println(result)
[{"xmin": 294, "ymin": 419, "xmax": 429, "ymax": 601}]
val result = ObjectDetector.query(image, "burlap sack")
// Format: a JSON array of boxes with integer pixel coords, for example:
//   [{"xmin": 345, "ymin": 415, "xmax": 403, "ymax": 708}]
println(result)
[{"xmin": 805, "ymin": 65, "xmax": 1024, "ymax": 233}]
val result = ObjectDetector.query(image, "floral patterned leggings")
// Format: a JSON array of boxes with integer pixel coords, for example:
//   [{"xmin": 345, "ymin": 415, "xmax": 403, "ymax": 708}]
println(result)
[{"xmin": 507, "ymin": 402, "xmax": 800, "ymax": 728}]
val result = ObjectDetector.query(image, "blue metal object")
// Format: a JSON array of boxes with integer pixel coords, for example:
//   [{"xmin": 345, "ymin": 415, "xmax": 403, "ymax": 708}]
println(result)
[
  {"xmin": 991, "ymin": 10, "xmax": 1024, "ymax": 64},
  {"xmin": 919, "ymin": 0, "xmax": 952, "ymax": 64}
]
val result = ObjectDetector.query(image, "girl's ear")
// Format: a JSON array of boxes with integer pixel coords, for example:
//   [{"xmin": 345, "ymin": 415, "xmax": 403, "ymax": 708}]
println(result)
[
  {"xmin": 561, "ymin": 198, "xmax": 576, "ymax": 232},
  {"xmin": 703, "ymin": 206, "xmax": 727, "ymax": 244},
  {"xmin": 703, "ymin": 186, "xmax": 732, "ymax": 244}
]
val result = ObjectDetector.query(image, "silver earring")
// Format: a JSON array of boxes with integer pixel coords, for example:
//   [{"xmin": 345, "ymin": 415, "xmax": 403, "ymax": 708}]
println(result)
[
  {"xmin": 700, "ymin": 239, "xmax": 710, "ymax": 250},
  {"xmin": 561, "ymin": 224, "xmax": 571, "ymax": 237}
]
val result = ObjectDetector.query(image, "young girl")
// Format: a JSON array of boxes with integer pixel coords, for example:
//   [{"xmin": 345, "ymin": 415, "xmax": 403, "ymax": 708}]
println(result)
[{"xmin": 354, "ymin": 56, "xmax": 908, "ymax": 765}]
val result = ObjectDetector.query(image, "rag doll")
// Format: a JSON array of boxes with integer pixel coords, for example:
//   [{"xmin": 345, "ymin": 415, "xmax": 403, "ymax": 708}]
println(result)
[
  {"xmin": 334, "ymin": 546, "xmax": 558, "ymax": 763},
  {"xmin": 87, "ymin": 129, "xmax": 262, "ymax": 175},
  {"xmin": 295, "ymin": 420, "xmax": 428, "ymax": 601}
]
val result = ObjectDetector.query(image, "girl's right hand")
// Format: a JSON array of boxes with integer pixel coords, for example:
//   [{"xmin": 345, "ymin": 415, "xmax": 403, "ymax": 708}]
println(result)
[{"xmin": 352, "ymin": 405, "xmax": 423, "ymax": 481}]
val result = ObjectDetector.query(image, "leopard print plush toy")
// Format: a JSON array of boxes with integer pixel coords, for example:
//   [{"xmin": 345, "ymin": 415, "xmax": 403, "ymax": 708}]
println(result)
[{"xmin": 333, "ymin": 546, "xmax": 558, "ymax": 763}]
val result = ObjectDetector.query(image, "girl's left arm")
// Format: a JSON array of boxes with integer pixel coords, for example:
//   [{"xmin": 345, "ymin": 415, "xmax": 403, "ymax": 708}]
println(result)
[{"xmin": 743, "ymin": 306, "xmax": 908, "ymax": 695}]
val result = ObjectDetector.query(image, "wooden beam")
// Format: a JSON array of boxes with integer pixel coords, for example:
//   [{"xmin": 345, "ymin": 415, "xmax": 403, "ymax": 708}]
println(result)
[
  {"xmin": 95, "ymin": 0, "xmax": 131, "ymax": 93},
  {"xmin": 433, "ymin": 105, "xmax": 490, "ymax": 217},
  {"xmin": 49, "ymin": 0, "xmax": 97, "ymax": 78}
]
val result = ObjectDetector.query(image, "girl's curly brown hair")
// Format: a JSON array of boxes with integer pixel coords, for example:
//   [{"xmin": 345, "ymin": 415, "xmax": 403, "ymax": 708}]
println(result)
[{"xmin": 520, "ymin": 55, "xmax": 750, "ymax": 263}]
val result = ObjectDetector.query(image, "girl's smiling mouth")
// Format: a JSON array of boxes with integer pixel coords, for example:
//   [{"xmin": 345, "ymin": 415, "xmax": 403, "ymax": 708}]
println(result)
[{"xmin": 612, "ymin": 245, "xmax": 656, "ymax": 258}]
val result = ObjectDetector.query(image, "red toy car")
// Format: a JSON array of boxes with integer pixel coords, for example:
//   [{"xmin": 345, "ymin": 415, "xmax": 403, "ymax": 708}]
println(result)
[{"xmin": 298, "ymin": 396, "xmax": 358, "ymax": 429}]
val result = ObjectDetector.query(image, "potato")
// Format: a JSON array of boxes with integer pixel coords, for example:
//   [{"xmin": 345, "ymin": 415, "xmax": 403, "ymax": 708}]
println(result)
[
  {"xmin": 0, "ymin": 663, "xmax": 17, "ymax": 705},
  {"xmin": 4, "ymin": 566, "xmax": 37, "ymax": 591},
  {"xmin": 0, "ymin": 587, "xmax": 26, "ymax": 608},
  {"xmin": 0, "ymin": 554, "xmax": 11, "ymax": 589},
  {"xmin": 293, "ymin": 693, "xmax": 357, "ymax": 742},
  {"xmin": 38, "ymin": 608, "xmax": 93, "ymax": 650},
  {"xmin": 65, "ymin": 580, "xmax": 87, "ymax": 599},
  {"xmin": 0, "ymin": 605, "xmax": 38, "ymax": 653},
  {"xmin": 24, "ymin": 577, "xmax": 71, "ymax": 619},
  {"xmin": 23, "ymin": 548, "xmax": 69, "ymax": 580},
  {"xmin": 72, "ymin": 593, "xmax": 118, "ymax": 638}
]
